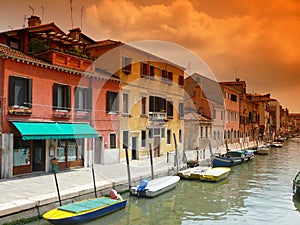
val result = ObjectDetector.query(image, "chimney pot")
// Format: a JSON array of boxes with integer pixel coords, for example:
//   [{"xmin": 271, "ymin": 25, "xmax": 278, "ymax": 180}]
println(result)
[{"xmin": 28, "ymin": 15, "xmax": 41, "ymax": 27}]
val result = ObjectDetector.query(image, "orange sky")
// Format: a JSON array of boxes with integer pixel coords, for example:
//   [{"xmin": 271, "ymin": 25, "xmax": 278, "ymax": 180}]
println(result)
[{"xmin": 1, "ymin": 0, "xmax": 300, "ymax": 112}]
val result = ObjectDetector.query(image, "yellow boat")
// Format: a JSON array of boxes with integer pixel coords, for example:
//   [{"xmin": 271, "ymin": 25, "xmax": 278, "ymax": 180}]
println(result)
[{"xmin": 199, "ymin": 167, "xmax": 231, "ymax": 182}]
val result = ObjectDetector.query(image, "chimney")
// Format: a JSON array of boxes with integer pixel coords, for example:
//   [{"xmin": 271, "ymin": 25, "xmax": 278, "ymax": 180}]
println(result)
[
  {"xmin": 28, "ymin": 15, "xmax": 41, "ymax": 27},
  {"xmin": 69, "ymin": 28, "xmax": 81, "ymax": 40},
  {"xmin": 235, "ymin": 78, "xmax": 240, "ymax": 82}
]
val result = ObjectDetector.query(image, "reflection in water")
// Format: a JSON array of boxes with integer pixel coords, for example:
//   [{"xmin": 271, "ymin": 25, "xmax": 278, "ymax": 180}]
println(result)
[{"xmin": 29, "ymin": 139, "xmax": 300, "ymax": 225}]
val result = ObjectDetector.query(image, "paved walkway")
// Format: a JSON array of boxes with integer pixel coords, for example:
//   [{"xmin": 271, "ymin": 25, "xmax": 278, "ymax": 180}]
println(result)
[{"xmin": 0, "ymin": 153, "xmax": 177, "ymax": 220}]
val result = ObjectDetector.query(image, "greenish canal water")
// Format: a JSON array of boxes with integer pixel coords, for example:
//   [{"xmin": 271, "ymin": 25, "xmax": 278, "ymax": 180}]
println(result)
[{"xmin": 30, "ymin": 138, "xmax": 300, "ymax": 225}]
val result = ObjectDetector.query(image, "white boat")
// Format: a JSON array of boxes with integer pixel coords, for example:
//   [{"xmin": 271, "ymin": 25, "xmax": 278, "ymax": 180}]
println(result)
[
  {"xmin": 257, "ymin": 145, "xmax": 270, "ymax": 155},
  {"xmin": 269, "ymin": 142, "xmax": 283, "ymax": 148},
  {"xmin": 178, "ymin": 166, "xmax": 209, "ymax": 179},
  {"xmin": 130, "ymin": 176, "xmax": 180, "ymax": 198}
]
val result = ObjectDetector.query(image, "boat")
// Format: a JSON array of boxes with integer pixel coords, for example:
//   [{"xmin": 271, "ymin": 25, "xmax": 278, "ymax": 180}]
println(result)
[
  {"xmin": 293, "ymin": 171, "xmax": 300, "ymax": 199},
  {"xmin": 43, "ymin": 191, "xmax": 127, "ymax": 225},
  {"xmin": 257, "ymin": 145, "xmax": 270, "ymax": 155},
  {"xmin": 212, "ymin": 150, "xmax": 254, "ymax": 167},
  {"xmin": 269, "ymin": 142, "xmax": 283, "ymax": 148},
  {"xmin": 178, "ymin": 166, "xmax": 209, "ymax": 179},
  {"xmin": 130, "ymin": 175, "xmax": 180, "ymax": 197},
  {"xmin": 199, "ymin": 167, "xmax": 231, "ymax": 182}
]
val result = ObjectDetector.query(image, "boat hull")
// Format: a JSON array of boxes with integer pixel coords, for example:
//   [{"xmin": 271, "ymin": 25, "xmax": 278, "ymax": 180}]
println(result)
[
  {"xmin": 178, "ymin": 167, "xmax": 208, "ymax": 180},
  {"xmin": 43, "ymin": 197, "xmax": 127, "ymax": 225},
  {"xmin": 130, "ymin": 176, "xmax": 180, "ymax": 197},
  {"xmin": 212, "ymin": 151, "xmax": 254, "ymax": 167},
  {"xmin": 293, "ymin": 172, "xmax": 300, "ymax": 199},
  {"xmin": 199, "ymin": 167, "xmax": 231, "ymax": 182}
]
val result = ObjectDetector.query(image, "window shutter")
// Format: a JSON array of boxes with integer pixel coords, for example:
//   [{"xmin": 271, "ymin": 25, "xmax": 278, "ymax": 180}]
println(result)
[
  {"xmin": 8, "ymin": 76, "xmax": 15, "ymax": 106},
  {"xmin": 87, "ymin": 88, "xmax": 92, "ymax": 111},
  {"xmin": 106, "ymin": 92, "xmax": 111, "ymax": 112},
  {"xmin": 66, "ymin": 85, "xmax": 71, "ymax": 110},
  {"xmin": 74, "ymin": 87, "xmax": 79, "ymax": 110},
  {"xmin": 27, "ymin": 79, "xmax": 32, "ymax": 108},
  {"xmin": 53, "ymin": 83, "xmax": 58, "ymax": 109}
]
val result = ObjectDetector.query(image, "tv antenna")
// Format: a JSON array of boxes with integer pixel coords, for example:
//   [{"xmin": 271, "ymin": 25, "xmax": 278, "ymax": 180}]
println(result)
[
  {"xmin": 81, "ymin": 6, "xmax": 84, "ymax": 30},
  {"xmin": 29, "ymin": 6, "xmax": 34, "ymax": 15},
  {"xmin": 23, "ymin": 15, "xmax": 27, "ymax": 27},
  {"xmin": 69, "ymin": 0, "xmax": 74, "ymax": 28},
  {"xmin": 41, "ymin": 6, "xmax": 44, "ymax": 21}
]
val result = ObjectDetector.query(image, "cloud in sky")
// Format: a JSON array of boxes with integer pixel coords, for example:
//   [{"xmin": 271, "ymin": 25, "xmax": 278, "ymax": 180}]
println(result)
[{"xmin": 85, "ymin": 0, "xmax": 300, "ymax": 112}]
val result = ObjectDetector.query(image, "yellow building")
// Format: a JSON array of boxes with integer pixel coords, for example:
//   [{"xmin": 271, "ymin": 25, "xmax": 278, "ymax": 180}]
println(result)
[{"xmin": 86, "ymin": 40, "xmax": 185, "ymax": 161}]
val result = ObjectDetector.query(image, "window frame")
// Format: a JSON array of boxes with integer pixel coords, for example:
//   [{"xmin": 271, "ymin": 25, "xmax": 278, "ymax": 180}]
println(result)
[
  {"xmin": 106, "ymin": 91, "xmax": 119, "ymax": 113},
  {"xmin": 74, "ymin": 86, "xmax": 92, "ymax": 112},
  {"xmin": 53, "ymin": 83, "xmax": 71, "ymax": 111},
  {"xmin": 109, "ymin": 133, "xmax": 117, "ymax": 149},
  {"xmin": 8, "ymin": 76, "xmax": 32, "ymax": 108}
]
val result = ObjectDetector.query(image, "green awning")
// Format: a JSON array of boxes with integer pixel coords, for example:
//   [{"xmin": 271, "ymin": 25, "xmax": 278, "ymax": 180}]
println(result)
[{"xmin": 12, "ymin": 122, "xmax": 98, "ymax": 140}]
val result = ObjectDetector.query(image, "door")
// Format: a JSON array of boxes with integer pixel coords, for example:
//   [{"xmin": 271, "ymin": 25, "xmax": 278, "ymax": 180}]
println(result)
[
  {"xmin": 154, "ymin": 137, "xmax": 160, "ymax": 157},
  {"xmin": 132, "ymin": 137, "xmax": 137, "ymax": 160},
  {"xmin": 32, "ymin": 140, "xmax": 45, "ymax": 172}
]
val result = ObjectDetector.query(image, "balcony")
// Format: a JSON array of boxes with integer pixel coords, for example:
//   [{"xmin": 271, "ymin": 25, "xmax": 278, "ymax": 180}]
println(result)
[
  {"xmin": 34, "ymin": 50, "xmax": 94, "ymax": 72},
  {"xmin": 148, "ymin": 112, "xmax": 167, "ymax": 121}
]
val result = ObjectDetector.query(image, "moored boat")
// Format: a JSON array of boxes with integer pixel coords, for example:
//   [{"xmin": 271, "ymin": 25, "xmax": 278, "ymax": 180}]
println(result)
[
  {"xmin": 257, "ymin": 145, "xmax": 270, "ymax": 155},
  {"xmin": 293, "ymin": 172, "xmax": 300, "ymax": 198},
  {"xmin": 212, "ymin": 150, "xmax": 254, "ymax": 167},
  {"xmin": 269, "ymin": 142, "xmax": 283, "ymax": 148},
  {"xmin": 178, "ymin": 166, "xmax": 209, "ymax": 179},
  {"xmin": 199, "ymin": 167, "xmax": 231, "ymax": 182},
  {"xmin": 43, "ymin": 195, "xmax": 127, "ymax": 225},
  {"xmin": 130, "ymin": 175, "xmax": 180, "ymax": 197}
]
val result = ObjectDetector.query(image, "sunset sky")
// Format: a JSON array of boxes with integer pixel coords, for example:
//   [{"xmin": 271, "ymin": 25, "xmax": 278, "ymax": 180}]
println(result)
[{"xmin": 1, "ymin": 0, "xmax": 300, "ymax": 112}]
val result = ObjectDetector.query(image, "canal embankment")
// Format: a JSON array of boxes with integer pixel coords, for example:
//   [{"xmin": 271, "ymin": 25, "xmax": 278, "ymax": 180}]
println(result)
[{"xmin": 0, "ymin": 141, "xmax": 257, "ymax": 224}]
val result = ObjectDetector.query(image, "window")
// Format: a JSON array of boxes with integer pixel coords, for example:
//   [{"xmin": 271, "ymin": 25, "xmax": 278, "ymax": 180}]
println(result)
[
  {"xmin": 149, "ymin": 96, "xmax": 166, "ymax": 112},
  {"xmin": 122, "ymin": 56, "xmax": 132, "ymax": 74},
  {"xmin": 154, "ymin": 128, "xmax": 160, "ymax": 136},
  {"xmin": 9, "ymin": 76, "xmax": 32, "ymax": 107},
  {"xmin": 161, "ymin": 69, "xmax": 168, "ymax": 81},
  {"xmin": 149, "ymin": 128, "xmax": 153, "ymax": 139},
  {"xmin": 230, "ymin": 94, "xmax": 237, "ymax": 102},
  {"xmin": 179, "ymin": 102, "xmax": 184, "ymax": 118},
  {"xmin": 179, "ymin": 75, "xmax": 184, "ymax": 86},
  {"xmin": 179, "ymin": 129, "xmax": 182, "ymax": 143},
  {"xmin": 13, "ymin": 137, "xmax": 30, "ymax": 166},
  {"xmin": 161, "ymin": 128, "xmax": 165, "ymax": 138},
  {"xmin": 213, "ymin": 109, "xmax": 216, "ymax": 119},
  {"xmin": 167, "ymin": 101, "xmax": 173, "ymax": 117},
  {"xmin": 205, "ymin": 126, "xmax": 208, "ymax": 138},
  {"xmin": 141, "ymin": 130, "xmax": 146, "ymax": 147},
  {"xmin": 150, "ymin": 66, "xmax": 155, "ymax": 77},
  {"xmin": 106, "ymin": 91, "xmax": 119, "ymax": 113},
  {"xmin": 167, "ymin": 71, "xmax": 173, "ymax": 82},
  {"xmin": 123, "ymin": 131, "xmax": 129, "ymax": 149},
  {"xmin": 122, "ymin": 93, "xmax": 129, "ymax": 114},
  {"xmin": 141, "ymin": 96, "xmax": 146, "ymax": 115},
  {"xmin": 200, "ymin": 126, "xmax": 203, "ymax": 139},
  {"xmin": 53, "ymin": 83, "xmax": 71, "ymax": 110},
  {"xmin": 109, "ymin": 133, "xmax": 117, "ymax": 149},
  {"xmin": 167, "ymin": 130, "xmax": 171, "ymax": 144},
  {"xmin": 75, "ymin": 87, "xmax": 92, "ymax": 111},
  {"xmin": 141, "ymin": 63, "xmax": 148, "ymax": 76}
]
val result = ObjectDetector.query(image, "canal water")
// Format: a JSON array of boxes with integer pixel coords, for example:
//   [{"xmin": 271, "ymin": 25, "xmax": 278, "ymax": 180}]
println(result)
[{"xmin": 30, "ymin": 138, "xmax": 300, "ymax": 225}]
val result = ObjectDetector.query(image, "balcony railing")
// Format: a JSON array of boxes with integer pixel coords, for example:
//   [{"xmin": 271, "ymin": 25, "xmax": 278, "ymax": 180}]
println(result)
[{"xmin": 148, "ymin": 112, "xmax": 167, "ymax": 121}]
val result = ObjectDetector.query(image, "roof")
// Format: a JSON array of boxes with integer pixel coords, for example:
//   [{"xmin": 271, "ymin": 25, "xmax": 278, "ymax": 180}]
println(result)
[{"xmin": 0, "ymin": 43, "xmax": 119, "ymax": 82}]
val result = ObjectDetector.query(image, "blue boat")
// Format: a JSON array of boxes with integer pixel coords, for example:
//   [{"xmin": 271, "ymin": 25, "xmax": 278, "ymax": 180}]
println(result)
[
  {"xmin": 43, "ymin": 196, "xmax": 126, "ymax": 225},
  {"xmin": 212, "ymin": 150, "xmax": 254, "ymax": 167}
]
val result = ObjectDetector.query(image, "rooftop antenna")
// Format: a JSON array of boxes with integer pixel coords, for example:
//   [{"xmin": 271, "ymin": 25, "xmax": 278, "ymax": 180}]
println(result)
[
  {"xmin": 29, "ymin": 6, "xmax": 34, "ymax": 15},
  {"xmin": 81, "ymin": 6, "xmax": 84, "ymax": 30},
  {"xmin": 69, "ymin": 0, "xmax": 74, "ymax": 28},
  {"xmin": 23, "ymin": 15, "xmax": 27, "ymax": 27},
  {"xmin": 41, "ymin": 6, "xmax": 44, "ymax": 21}
]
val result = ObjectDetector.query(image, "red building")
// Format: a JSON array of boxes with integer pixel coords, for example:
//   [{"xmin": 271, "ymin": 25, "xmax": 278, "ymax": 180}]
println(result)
[{"xmin": 0, "ymin": 16, "xmax": 120, "ymax": 177}]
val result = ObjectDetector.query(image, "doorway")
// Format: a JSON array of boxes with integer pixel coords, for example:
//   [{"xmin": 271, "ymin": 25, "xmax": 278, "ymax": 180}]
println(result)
[
  {"xmin": 132, "ymin": 136, "xmax": 137, "ymax": 160},
  {"xmin": 32, "ymin": 140, "xmax": 45, "ymax": 172},
  {"xmin": 154, "ymin": 137, "xmax": 160, "ymax": 157}
]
